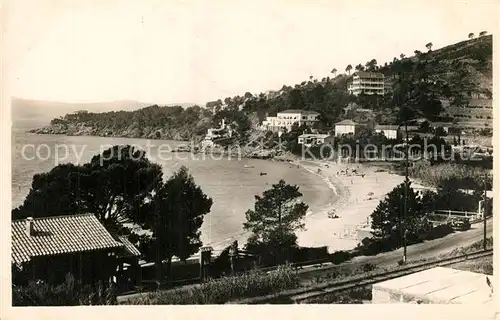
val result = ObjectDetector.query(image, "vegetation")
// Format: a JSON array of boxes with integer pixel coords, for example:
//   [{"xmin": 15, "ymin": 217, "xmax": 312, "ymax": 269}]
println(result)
[
  {"xmin": 243, "ymin": 180, "xmax": 309, "ymax": 266},
  {"xmin": 12, "ymin": 145, "xmax": 163, "ymax": 233},
  {"xmin": 12, "ymin": 273, "xmax": 117, "ymax": 306},
  {"xmin": 139, "ymin": 166, "xmax": 213, "ymax": 283},
  {"xmin": 12, "ymin": 146, "xmax": 212, "ymax": 288},
  {"xmin": 370, "ymin": 182, "xmax": 431, "ymax": 246},
  {"xmin": 126, "ymin": 264, "xmax": 299, "ymax": 305},
  {"xmin": 409, "ymin": 162, "xmax": 492, "ymax": 189}
]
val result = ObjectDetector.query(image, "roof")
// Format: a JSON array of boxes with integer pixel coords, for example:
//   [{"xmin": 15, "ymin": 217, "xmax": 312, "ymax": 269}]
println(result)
[
  {"xmin": 375, "ymin": 124, "xmax": 400, "ymax": 131},
  {"xmin": 335, "ymin": 119, "xmax": 358, "ymax": 126},
  {"xmin": 277, "ymin": 109, "xmax": 319, "ymax": 115},
  {"xmin": 430, "ymin": 122, "xmax": 454, "ymax": 127},
  {"xmin": 298, "ymin": 134, "xmax": 332, "ymax": 138},
  {"xmin": 372, "ymin": 267, "xmax": 493, "ymax": 304},
  {"xmin": 117, "ymin": 236, "xmax": 141, "ymax": 258},
  {"xmin": 353, "ymin": 71, "xmax": 385, "ymax": 79},
  {"xmin": 467, "ymin": 99, "xmax": 492, "ymax": 107},
  {"xmin": 11, "ymin": 214, "xmax": 124, "ymax": 265}
]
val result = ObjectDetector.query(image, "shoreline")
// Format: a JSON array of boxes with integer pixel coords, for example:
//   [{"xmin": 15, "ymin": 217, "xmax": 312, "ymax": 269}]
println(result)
[{"xmin": 294, "ymin": 159, "xmax": 406, "ymax": 253}]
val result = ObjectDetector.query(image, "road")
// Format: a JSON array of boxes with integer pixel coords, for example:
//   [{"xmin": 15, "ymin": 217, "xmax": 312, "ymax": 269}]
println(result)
[{"xmin": 297, "ymin": 218, "xmax": 493, "ymax": 283}]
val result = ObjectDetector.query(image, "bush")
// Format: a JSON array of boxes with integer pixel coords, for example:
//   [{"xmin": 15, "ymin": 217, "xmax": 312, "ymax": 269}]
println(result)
[
  {"xmin": 12, "ymin": 273, "xmax": 117, "ymax": 306},
  {"xmin": 127, "ymin": 264, "xmax": 299, "ymax": 304},
  {"xmin": 356, "ymin": 236, "xmax": 398, "ymax": 256},
  {"xmin": 425, "ymin": 224, "xmax": 454, "ymax": 240},
  {"xmin": 329, "ymin": 250, "xmax": 351, "ymax": 264},
  {"xmin": 361, "ymin": 263, "xmax": 376, "ymax": 272},
  {"xmin": 291, "ymin": 246, "xmax": 329, "ymax": 264}
]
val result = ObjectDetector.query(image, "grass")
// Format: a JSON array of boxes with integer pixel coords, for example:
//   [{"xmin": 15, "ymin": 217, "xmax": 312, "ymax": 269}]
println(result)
[
  {"xmin": 448, "ymin": 237, "xmax": 493, "ymax": 256},
  {"xmin": 449, "ymin": 256, "xmax": 493, "ymax": 275},
  {"xmin": 125, "ymin": 264, "xmax": 299, "ymax": 305}
]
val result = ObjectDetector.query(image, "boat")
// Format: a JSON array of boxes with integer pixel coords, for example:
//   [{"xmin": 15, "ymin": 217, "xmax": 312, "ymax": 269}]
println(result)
[
  {"xmin": 244, "ymin": 165, "xmax": 254, "ymax": 169},
  {"xmin": 259, "ymin": 172, "xmax": 267, "ymax": 176}
]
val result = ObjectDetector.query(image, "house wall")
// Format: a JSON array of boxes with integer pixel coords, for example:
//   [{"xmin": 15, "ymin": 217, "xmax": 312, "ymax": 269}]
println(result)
[
  {"xmin": 375, "ymin": 129, "xmax": 398, "ymax": 139},
  {"xmin": 335, "ymin": 125, "xmax": 356, "ymax": 136},
  {"xmin": 16, "ymin": 250, "xmax": 118, "ymax": 285},
  {"xmin": 264, "ymin": 113, "xmax": 318, "ymax": 132}
]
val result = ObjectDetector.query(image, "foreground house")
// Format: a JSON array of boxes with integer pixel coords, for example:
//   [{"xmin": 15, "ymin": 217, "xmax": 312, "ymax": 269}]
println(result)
[
  {"xmin": 11, "ymin": 214, "xmax": 131, "ymax": 286},
  {"xmin": 298, "ymin": 133, "xmax": 334, "ymax": 147},
  {"xmin": 347, "ymin": 71, "xmax": 386, "ymax": 96},
  {"xmin": 262, "ymin": 109, "xmax": 319, "ymax": 132}
]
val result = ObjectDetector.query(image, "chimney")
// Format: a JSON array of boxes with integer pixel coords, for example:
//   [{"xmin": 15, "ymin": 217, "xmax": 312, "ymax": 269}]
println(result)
[{"xmin": 25, "ymin": 217, "xmax": 34, "ymax": 236}]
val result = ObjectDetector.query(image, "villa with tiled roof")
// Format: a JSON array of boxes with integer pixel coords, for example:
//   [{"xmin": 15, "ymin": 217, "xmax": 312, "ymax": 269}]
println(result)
[{"xmin": 11, "ymin": 214, "xmax": 138, "ymax": 285}]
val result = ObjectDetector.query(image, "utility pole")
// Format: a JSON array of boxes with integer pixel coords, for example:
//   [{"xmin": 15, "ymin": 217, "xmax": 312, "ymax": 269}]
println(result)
[
  {"xmin": 483, "ymin": 173, "xmax": 488, "ymax": 250},
  {"xmin": 403, "ymin": 120, "xmax": 409, "ymax": 264}
]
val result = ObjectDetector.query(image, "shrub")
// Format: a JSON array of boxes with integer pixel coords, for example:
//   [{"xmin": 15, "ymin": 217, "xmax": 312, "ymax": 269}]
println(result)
[
  {"xmin": 12, "ymin": 273, "xmax": 117, "ymax": 306},
  {"xmin": 329, "ymin": 250, "xmax": 351, "ymax": 264},
  {"xmin": 361, "ymin": 263, "xmax": 376, "ymax": 272},
  {"xmin": 127, "ymin": 264, "xmax": 300, "ymax": 305},
  {"xmin": 425, "ymin": 224, "xmax": 454, "ymax": 240}
]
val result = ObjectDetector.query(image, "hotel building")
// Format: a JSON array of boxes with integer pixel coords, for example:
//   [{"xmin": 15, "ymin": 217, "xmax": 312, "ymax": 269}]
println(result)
[
  {"xmin": 262, "ymin": 109, "xmax": 320, "ymax": 133},
  {"xmin": 348, "ymin": 71, "xmax": 386, "ymax": 96}
]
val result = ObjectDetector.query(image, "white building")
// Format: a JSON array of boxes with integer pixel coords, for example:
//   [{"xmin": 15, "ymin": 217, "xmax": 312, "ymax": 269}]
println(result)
[
  {"xmin": 262, "ymin": 109, "xmax": 320, "ymax": 133},
  {"xmin": 374, "ymin": 124, "xmax": 400, "ymax": 139},
  {"xmin": 348, "ymin": 71, "xmax": 385, "ymax": 96},
  {"xmin": 297, "ymin": 133, "xmax": 334, "ymax": 147},
  {"xmin": 429, "ymin": 122, "xmax": 454, "ymax": 134},
  {"xmin": 334, "ymin": 119, "xmax": 358, "ymax": 136}
]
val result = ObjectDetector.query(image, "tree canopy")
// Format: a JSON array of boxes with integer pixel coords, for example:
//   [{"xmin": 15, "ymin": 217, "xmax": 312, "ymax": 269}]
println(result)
[
  {"xmin": 370, "ymin": 182, "xmax": 430, "ymax": 246},
  {"xmin": 142, "ymin": 166, "xmax": 213, "ymax": 281},
  {"xmin": 243, "ymin": 180, "xmax": 308, "ymax": 264},
  {"xmin": 12, "ymin": 145, "xmax": 163, "ymax": 233}
]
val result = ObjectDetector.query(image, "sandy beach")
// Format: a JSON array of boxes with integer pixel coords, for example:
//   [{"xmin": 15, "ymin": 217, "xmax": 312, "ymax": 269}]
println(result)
[{"xmin": 296, "ymin": 159, "xmax": 408, "ymax": 252}]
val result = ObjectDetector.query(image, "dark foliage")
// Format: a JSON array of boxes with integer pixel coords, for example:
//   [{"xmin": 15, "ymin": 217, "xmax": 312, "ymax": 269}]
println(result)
[{"xmin": 12, "ymin": 145, "xmax": 163, "ymax": 233}]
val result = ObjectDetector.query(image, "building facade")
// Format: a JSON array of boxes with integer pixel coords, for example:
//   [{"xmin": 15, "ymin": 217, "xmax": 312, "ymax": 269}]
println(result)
[
  {"xmin": 262, "ymin": 109, "xmax": 320, "ymax": 132},
  {"xmin": 298, "ymin": 133, "xmax": 334, "ymax": 147},
  {"xmin": 374, "ymin": 124, "xmax": 400, "ymax": 139},
  {"xmin": 348, "ymin": 71, "xmax": 385, "ymax": 96},
  {"xmin": 334, "ymin": 119, "xmax": 358, "ymax": 136}
]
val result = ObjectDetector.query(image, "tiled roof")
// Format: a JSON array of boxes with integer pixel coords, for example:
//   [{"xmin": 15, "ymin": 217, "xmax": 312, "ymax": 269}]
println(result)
[
  {"xmin": 375, "ymin": 125, "xmax": 400, "ymax": 131},
  {"xmin": 335, "ymin": 119, "xmax": 357, "ymax": 126},
  {"xmin": 117, "ymin": 236, "xmax": 141, "ymax": 258},
  {"xmin": 12, "ymin": 214, "xmax": 123, "ymax": 265},
  {"xmin": 278, "ymin": 109, "xmax": 319, "ymax": 115},
  {"xmin": 430, "ymin": 122, "xmax": 453, "ymax": 127},
  {"xmin": 353, "ymin": 71, "xmax": 385, "ymax": 79}
]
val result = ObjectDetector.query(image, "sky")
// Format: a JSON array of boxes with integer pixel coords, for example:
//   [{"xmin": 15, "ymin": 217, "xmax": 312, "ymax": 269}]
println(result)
[{"xmin": 4, "ymin": 0, "xmax": 499, "ymax": 105}]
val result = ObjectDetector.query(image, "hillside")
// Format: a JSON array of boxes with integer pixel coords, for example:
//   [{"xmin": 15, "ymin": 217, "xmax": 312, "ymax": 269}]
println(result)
[{"xmin": 28, "ymin": 35, "xmax": 492, "ymax": 141}]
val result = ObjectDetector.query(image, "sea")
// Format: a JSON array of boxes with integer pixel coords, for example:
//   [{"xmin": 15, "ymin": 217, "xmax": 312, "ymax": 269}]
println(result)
[{"xmin": 11, "ymin": 118, "xmax": 336, "ymax": 250}]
